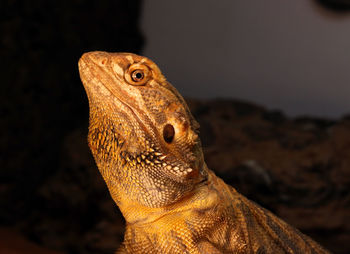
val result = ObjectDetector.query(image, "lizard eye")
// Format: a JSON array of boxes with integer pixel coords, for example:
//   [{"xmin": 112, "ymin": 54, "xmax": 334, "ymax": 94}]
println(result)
[
  {"xmin": 125, "ymin": 63, "xmax": 150, "ymax": 86},
  {"xmin": 163, "ymin": 124, "xmax": 175, "ymax": 143},
  {"xmin": 131, "ymin": 70, "xmax": 144, "ymax": 82}
]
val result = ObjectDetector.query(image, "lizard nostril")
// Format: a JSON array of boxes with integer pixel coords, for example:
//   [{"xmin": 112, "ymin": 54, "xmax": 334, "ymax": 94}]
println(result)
[{"xmin": 163, "ymin": 124, "xmax": 175, "ymax": 143}]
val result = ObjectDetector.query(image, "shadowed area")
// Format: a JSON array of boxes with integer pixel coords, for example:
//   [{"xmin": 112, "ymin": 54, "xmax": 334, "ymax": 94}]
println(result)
[{"xmin": 316, "ymin": 0, "xmax": 350, "ymax": 11}]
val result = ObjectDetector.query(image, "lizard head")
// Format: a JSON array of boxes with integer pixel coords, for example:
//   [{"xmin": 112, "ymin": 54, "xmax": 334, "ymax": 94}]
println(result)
[{"xmin": 78, "ymin": 51, "xmax": 207, "ymax": 212}]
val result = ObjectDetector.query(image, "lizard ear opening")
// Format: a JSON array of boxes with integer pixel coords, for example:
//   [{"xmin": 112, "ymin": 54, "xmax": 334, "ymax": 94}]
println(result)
[{"xmin": 163, "ymin": 124, "xmax": 175, "ymax": 143}]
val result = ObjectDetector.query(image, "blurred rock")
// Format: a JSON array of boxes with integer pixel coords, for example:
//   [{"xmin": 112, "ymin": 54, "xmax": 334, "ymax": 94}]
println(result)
[{"xmin": 190, "ymin": 98, "xmax": 350, "ymax": 254}]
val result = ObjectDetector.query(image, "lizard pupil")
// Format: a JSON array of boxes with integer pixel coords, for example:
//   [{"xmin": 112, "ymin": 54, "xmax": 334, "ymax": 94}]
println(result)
[
  {"xmin": 132, "ymin": 70, "xmax": 144, "ymax": 82},
  {"xmin": 163, "ymin": 124, "xmax": 175, "ymax": 143}
]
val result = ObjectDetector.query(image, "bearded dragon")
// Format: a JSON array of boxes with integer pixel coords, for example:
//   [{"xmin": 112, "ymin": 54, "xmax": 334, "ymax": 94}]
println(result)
[{"xmin": 78, "ymin": 51, "xmax": 330, "ymax": 254}]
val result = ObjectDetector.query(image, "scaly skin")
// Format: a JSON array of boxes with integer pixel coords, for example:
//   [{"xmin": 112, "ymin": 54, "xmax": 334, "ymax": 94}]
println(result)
[{"xmin": 78, "ymin": 51, "xmax": 330, "ymax": 254}]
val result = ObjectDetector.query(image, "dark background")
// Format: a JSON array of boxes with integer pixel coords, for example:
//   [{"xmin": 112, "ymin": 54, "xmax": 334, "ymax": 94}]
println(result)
[{"xmin": 1, "ymin": 0, "xmax": 350, "ymax": 253}]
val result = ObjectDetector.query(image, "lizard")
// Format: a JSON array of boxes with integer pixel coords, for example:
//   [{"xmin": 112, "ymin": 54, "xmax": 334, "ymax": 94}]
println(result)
[{"xmin": 78, "ymin": 51, "xmax": 331, "ymax": 254}]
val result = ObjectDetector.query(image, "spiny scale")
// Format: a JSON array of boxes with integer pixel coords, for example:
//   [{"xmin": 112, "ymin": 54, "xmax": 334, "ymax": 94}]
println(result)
[{"xmin": 79, "ymin": 51, "xmax": 330, "ymax": 254}]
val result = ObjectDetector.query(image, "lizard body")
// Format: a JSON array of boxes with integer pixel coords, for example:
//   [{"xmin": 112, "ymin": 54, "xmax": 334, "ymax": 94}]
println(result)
[{"xmin": 78, "ymin": 51, "xmax": 330, "ymax": 254}]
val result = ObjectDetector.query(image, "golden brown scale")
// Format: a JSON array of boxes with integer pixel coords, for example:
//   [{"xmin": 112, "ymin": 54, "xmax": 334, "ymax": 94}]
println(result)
[{"xmin": 78, "ymin": 51, "xmax": 331, "ymax": 254}]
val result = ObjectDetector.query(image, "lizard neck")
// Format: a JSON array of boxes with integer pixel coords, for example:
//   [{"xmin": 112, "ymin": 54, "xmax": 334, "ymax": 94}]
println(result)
[{"xmin": 119, "ymin": 165, "xmax": 217, "ymax": 226}]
